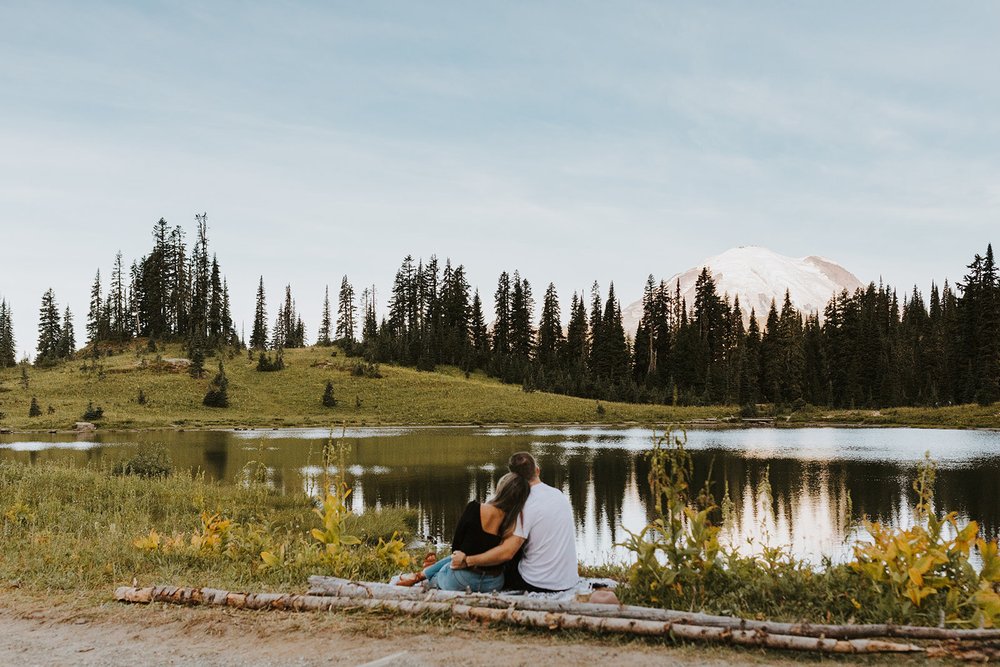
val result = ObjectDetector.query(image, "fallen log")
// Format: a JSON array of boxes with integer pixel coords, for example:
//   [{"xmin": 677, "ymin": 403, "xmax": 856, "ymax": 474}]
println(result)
[
  {"xmin": 114, "ymin": 585, "xmax": 922, "ymax": 654},
  {"xmin": 306, "ymin": 575, "xmax": 1000, "ymax": 642}
]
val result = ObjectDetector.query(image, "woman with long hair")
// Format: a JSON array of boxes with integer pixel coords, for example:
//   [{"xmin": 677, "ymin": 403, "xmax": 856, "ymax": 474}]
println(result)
[{"xmin": 398, "ymin": 472, "xmax": 529, "ymax": 592}]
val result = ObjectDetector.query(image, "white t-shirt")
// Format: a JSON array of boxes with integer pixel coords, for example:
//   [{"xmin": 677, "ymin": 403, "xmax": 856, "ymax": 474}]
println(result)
[{"xmin": 513, "ymin": 482, "xmax": 579, "ymax": 591}]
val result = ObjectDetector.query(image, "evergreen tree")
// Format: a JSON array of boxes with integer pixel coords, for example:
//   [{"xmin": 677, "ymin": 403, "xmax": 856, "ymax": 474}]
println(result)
[
  {"xmin": 28, "ymin": 397, "xmax": 41, "ymax": 417},
  {"xmin": 317, "ymin": 285, "xmax": 333, "ymax": 346},
  {"xmin": 110, "ymin": 250, "xmax": 128, "ymax": 340},
  {"xmin": 58, "ymin": 306, "xmax": 76, "ymax": 359},
  {"xmin": 469, "ymin": 289, "xmax": 489, "ymax": 369},
  {"xmin": 87, "ymin": 270, "xmax": 103, "ymax": 345},
  {"xmin": 322, "ymin": 380, "xmax": 337, "ymax": 407},
  {"xmin": 509, "ymin": 272, "xmax": 534, "ymax": 366},
  {"xmin": 563, "ymin": 292, "xmax": 590, "ymax": 384},
  {"xmin": 203, "ymin": 361, "xmax": 229, "ymax": 408},
  {"xmin": 250, "ymin": 277, "xmax": 268, "ymax": 349},
  {"xmin": 208, "ymin": 255, "xmax": 223, "ymax": 346},
  {"xmin": 535, "ymin": 283, "xmax": 564, "ymax": 368},
  {"xmin": 35, "ymin": 288, "xmax": 62, "ymax": 364},
  {"xmin": 336, "ymin": 276, "xmax": 357, "ymax": 343},
  {"xmin": 0, "ymin": 300, "xmax": 16, "ymax": 368}
]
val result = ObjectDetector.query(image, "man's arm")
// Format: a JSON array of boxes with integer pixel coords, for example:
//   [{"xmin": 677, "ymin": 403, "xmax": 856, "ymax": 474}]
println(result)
[{"xmin": 452, "ymin": 535, "xmax": 525, "ymax": 569}]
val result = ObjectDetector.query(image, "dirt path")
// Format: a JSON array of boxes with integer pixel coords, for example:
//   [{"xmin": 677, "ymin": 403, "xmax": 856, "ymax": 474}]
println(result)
[{"xmin": 0, "ymin": 592, "xmax": 817, "ymax": 666}]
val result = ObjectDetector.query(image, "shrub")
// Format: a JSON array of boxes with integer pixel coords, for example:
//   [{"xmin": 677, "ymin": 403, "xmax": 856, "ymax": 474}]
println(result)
[
  {"xmin": 137, "ymin": 389, "xmax": 147, "ymax": 405},
  {"xmin": 256, "ymin": 352, "xmax": 285, "ymax": 372},
  {"xmin": 351, "ymin": 361, "xmax": 382, "ymax": 379},
  {"xmin": 28, "ymin": 397, "xmax": 41, "ymax": 417},
  {"xmin": 112, "ymin": 446, "xmax": 173, "ymax": 478},
  {"xmin": 82, "ymin": 401, "xmax": 104, "ymax": 420}
]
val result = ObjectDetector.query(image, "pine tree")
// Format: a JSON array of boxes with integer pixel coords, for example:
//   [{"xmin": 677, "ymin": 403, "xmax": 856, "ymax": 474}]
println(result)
[
  {"xmin": 469, "ymin": 289, "xmax": 489, "ymax": 370},
  {"xmin": 322, "ymin": 380, "xmax": 337, "ymax": 407},
  {"xmin": 28, "ymin": 397, "xmax": 41, "ymax": 417},
  {"xmin": 208, "ymin": 255, "xmax": 223, "ymax": 346},
  {"xmin": 563, "ymin": 292, "xmax": 589, "ymax": 384},
  {"xmin": 535, "ymin": 283, "xmax": 564, "ymax": 368},
  {"xmin": 0, "ymin": 300, "xmax": 16, "ymax": 368},
  {"xmin": 250, "ymin": 277, "xmax": 268, "ymax": 349},
  {"xmin": 35, "ymin": 288, "xmax": 62, "ymax": 364},
  {"xmin": 87, "ymin": 270, "xmax": 103, "ymax": 345},
  {"xmin": 336, "ymin": 276, "xmax": 357, "ymax": 343},
  {"xmin": 317, "ymin": 285, "xmax": 333, "ymax": 346},
  {"xmin": 58, "ymin": 306, "xmax": 76, "ymax": 359},
  {"xmin": 110, "ymin": 250, "xmax": 128, "ymax": 340},
  {"xmin": 202, "ymin": 361, "xmax": 229, "ymax": 408}
]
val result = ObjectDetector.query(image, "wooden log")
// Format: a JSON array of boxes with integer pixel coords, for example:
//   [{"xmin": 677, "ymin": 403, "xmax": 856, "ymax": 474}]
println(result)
[
  {"xmin": 305, "ymin": 575, "xmax": 1000, "ymax": 642},
  {"xmin": 113, "ymin": 585, "xmax": 922, "ymax": 654}
]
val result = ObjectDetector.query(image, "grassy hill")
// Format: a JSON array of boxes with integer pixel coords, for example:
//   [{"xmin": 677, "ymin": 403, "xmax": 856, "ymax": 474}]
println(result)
[{"xmin": 0, "ymin": 344, "xmax": 731, "ymax": 431}]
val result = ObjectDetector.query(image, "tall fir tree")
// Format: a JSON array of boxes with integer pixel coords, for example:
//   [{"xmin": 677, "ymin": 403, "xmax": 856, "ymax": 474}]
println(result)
[
  {"xmin": 250, "ymin": 277, "xmax": 268, "ymax": 350},
  {"xmin": 35, "ymin": 288, "xmax": 62, "ymax": 364},
  {"xmin": 317, "ymin": 285, "xmax": 333, "ymax": 346},
  {"xmin": 0, "ymin": 300, "xmax": 15, "ymax": 368},
  {"xmin": 336, "ymin": 276, "xmax": 357, "ymax": 343}
]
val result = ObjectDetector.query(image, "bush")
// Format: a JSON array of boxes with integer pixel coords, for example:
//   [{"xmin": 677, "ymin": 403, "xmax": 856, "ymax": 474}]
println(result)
[
  {"xmin": 82, "ymin": 401, "xmax": 104, "ymax": 420},
  {"xmin": 112, "ymin": 446, "xmax": 173, "ymax": 478},
  {"xmin": 739, "ymin": 403, "xmax": 758, "ymax": 419},
  {"xmin": 28, "ymin": 398, "xmax": 41, "ymax": 417},
  {"xmin": 351, "ymin": 361, "xmax": 382, "ymax": 379},
  {"xmin": 256, "ymin": 352, "xmax": 285, "ymax": 372},
  {"xmin": 137, "ymin": 389, "xmax": 147, "ymax": 405}
]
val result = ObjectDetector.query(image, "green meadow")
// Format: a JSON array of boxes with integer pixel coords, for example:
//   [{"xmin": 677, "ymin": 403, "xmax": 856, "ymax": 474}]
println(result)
[{"xmin": 0, "ymin": 343, "xmax": 732, "ymax": 431}]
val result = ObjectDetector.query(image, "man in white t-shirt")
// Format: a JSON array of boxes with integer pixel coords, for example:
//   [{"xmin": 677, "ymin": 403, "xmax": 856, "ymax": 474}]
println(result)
[{"xmin": 451, "ymin": 452, "xmax": 578, "ymax": 592}]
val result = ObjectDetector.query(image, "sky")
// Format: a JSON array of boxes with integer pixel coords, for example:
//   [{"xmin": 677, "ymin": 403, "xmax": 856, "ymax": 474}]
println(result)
[{"xmin": 1, "ymin": 2, "xmax": 999, "ymax": 358}]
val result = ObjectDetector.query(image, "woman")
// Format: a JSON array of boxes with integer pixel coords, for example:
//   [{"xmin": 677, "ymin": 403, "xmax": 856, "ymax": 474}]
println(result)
[{"xmin": 398, "ymin": 472, "xmax": 529, "ymax": 592}]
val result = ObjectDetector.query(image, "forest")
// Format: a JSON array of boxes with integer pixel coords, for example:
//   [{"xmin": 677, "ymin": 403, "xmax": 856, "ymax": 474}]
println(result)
[{"xmin": 2, "ymin": 216, "xmax": 999, "ymax": 411}]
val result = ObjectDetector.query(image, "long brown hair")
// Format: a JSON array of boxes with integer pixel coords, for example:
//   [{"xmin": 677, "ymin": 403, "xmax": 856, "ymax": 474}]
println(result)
[{"xmin": 488, "ymin": 472, "xmax": 530, "ymax": 537}]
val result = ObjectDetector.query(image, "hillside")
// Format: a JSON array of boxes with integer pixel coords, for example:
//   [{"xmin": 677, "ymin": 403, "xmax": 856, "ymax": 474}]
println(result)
[{"xmin": 0, "ymin": 344, "xmax": 729, "ymax": 431}]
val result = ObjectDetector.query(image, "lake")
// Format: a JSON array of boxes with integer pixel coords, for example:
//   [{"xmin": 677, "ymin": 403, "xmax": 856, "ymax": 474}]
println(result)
[{"xmin": 2, "ymin": 426, "xmax": 998, "ymax": 564}]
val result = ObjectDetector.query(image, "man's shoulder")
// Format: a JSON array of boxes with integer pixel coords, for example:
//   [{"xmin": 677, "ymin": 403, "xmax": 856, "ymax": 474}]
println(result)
[{"xmin": 527, "ymin": 482, "xmax": 569, "ymax": 506}]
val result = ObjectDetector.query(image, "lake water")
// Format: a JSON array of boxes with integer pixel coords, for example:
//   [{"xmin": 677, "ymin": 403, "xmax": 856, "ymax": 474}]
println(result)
[{"xmin": 2, "ymin": 426, "xmax": 999, "ymax": 565}]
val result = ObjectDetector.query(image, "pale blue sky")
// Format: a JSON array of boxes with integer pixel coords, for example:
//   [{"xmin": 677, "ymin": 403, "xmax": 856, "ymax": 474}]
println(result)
[{"xmin": 2, "ymin": 2, "xmax": 999, "ymax": 357}]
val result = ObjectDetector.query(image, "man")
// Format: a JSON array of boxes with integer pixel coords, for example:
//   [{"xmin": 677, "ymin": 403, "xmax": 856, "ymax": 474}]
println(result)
[{"xmin": 451, "ymin": 451, "xmax": 578, "ymax": 592}]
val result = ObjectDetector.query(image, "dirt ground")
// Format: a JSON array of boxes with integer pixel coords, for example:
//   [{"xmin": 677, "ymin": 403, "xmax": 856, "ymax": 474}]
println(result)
[{"xmin": 0, "ymin": 591, "xmax": 925, "ymax": 666}]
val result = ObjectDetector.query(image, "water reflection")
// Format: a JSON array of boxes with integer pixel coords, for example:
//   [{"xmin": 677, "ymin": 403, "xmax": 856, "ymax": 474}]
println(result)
[{"xmin": 2, "ymin": 427, "xmax": 1000, "ymax": 563}]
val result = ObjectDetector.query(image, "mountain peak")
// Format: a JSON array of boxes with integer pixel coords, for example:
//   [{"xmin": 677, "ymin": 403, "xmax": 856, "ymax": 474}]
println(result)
[{"xmin": 622, "ymin": 247, "xmax": 864, "ymax": 333}]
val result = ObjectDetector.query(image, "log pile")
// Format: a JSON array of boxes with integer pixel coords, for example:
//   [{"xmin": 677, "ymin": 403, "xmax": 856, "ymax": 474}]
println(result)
[
  {"xmin": 115, "ymin": 582, "xmax": 925, "ymax": 654},
  {"xmin": 306, "ymin": 575, "xmax": 1000, "ymax": 642}
]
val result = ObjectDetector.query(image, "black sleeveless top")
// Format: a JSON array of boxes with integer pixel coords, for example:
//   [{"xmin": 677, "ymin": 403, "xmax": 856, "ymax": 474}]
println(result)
[{"xmin": 451, "ymin": 501, "xmax": 502, "ymax": 556}]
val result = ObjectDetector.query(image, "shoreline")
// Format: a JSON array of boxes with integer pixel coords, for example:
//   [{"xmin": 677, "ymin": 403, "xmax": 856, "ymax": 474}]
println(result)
[{"xmin": 3, "ymin": 418, "xmax": 999, "ymax": 437}]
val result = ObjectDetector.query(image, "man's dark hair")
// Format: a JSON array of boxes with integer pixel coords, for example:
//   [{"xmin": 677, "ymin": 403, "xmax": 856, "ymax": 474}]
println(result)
[{"xmin": 508, "ymin": 451, "xmax": 537, "ymax": 481}]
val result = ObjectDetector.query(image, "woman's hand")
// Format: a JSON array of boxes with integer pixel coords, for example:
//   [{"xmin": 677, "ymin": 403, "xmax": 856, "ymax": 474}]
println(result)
[{"xmin": 451, "ymin": 551, "xmax": 468, "ymax": 569}]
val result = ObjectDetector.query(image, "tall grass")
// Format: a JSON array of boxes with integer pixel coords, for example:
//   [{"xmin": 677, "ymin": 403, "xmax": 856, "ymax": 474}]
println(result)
[{"xmin": 0, "ymin": 461, "xmax": 416, "ymax": 596}]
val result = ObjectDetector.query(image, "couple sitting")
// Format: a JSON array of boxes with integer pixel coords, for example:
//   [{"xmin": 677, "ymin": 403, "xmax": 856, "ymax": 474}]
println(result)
[{"xmin": 399, "ymin": 451, "xmax": 578, "ymax": 593}]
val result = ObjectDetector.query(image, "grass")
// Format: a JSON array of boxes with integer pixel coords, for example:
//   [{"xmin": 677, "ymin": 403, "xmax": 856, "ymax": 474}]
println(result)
[
  {"xmin": 0, "ymin": 343, "xmax": 732, "ymax": 431},
  {"xmin": 0, "ymin": 460, "xmax": 417, "ymax": 599}
]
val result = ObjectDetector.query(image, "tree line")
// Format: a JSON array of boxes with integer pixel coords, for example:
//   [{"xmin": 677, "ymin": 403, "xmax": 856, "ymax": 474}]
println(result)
[
  {"xmin": 8, "ymin": 215, "xmax": 1000, "ymax": 410},
  {"xmin": 358, "ymin": 245, "xmax": 1000, "ymax": 409}
]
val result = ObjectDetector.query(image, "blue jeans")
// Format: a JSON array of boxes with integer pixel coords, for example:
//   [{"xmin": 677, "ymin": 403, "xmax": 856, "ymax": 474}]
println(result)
[{"xmin": 423, "ymin": 556, "xmax": 504, "ymax": 593}]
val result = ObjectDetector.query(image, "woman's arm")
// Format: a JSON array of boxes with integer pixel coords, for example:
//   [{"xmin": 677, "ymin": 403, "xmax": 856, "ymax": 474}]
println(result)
[{"xmin": 453, "ymin": 534, "xmax": 525, "ymax": 569}]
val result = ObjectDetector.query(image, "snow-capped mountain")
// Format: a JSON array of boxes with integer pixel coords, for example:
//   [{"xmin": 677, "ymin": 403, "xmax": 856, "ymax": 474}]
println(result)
[{"xmin": 621, "ymin": 246, "xmax": 865, "ymax": 334}]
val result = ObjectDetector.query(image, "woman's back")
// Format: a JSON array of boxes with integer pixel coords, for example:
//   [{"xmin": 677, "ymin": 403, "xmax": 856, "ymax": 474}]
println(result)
[{"xmin": 451, "ymin": 501, "xmax": 504, "ymax": 556}]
